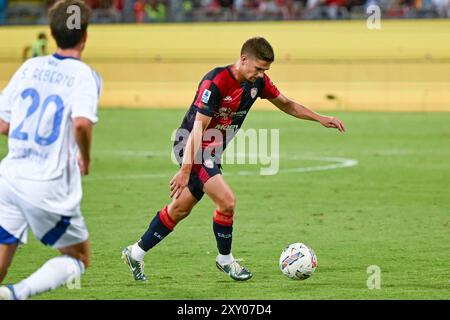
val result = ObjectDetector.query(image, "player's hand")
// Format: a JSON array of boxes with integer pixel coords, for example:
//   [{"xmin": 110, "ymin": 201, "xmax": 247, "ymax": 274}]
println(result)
[
  {"xmin": 170, "ymin": 169, "xmax": 190, "ymax": 199},
  {"xmin": 319, "ymin": 116, "xmax": 346, "ymax": 133},
  {"xmin": 78, "ymin": 155, "xmax": 90, "ymax": 176}
]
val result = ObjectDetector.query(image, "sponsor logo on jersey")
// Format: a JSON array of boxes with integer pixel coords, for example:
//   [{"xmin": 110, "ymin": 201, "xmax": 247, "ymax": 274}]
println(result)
[
  {"xmin": 215, "ymin": 124, "xmax": 239, "ymax": 131},
  {"xmin": 251, "ymin": 87, "xmax": 258, "ymax": 99},
  {"xmin": 231, "ymin": 110, "xmax": 247, "ymax": 118},
  {"xmin": 201, "ymin": 89, "xmax": 211, "ymax": 104},
  {"xmin": 215, "ymin": 107, "xmax": 231, "ymax": 120}
]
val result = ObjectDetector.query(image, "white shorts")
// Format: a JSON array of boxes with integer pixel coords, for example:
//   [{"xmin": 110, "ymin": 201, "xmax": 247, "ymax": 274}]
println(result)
[{"xmin": 0, "ymin": 180, "xmax": 89, "ymax": 249}]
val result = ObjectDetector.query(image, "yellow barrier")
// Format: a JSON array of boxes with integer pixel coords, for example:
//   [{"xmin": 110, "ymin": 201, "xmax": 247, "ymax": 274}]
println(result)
[{"xmin": 0, "ymin": 20, "xmax": 449, "ymax": 111}]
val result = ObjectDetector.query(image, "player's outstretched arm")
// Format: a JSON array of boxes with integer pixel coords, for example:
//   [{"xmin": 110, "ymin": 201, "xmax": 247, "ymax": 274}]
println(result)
[
  {"xmin": 0, "ymin": 119, "xmax": 9, "ymax": 136},
  {"xmin": 73, "ymin": 117, "xmax": 93, "ymax": 176},
  {"xmin": 170, "ymin": 112, "xmax": 212, "ymax": 199},
  {"xmin": 270, "ymin": 93, "xmax": 345, "ymax": 133}
]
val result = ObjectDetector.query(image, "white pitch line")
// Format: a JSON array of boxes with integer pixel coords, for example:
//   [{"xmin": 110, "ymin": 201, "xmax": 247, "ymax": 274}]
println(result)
[
  {"xmin": 84, "ymin": 153, "xmax": 358, "ymax": 182},
  {"xmin": 235, "ymin": 156, "xmax": 358, "ymax": 176}
]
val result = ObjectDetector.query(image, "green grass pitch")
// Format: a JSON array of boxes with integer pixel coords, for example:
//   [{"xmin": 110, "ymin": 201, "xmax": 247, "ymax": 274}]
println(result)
[{"xmin": 0, "ymin": 109, "xmax": 449, "ymax": 299}]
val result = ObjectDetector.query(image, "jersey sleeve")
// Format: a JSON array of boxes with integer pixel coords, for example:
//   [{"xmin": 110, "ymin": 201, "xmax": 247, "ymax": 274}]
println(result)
[
  {"xmin": 70, "ymin": 68, "xmax": 101, "ymax": 124},
  {"xmin": 193, "ymin": 79, "xmax": 221, "ymax": 117},
  {"xmin": 0, "ymin": 65, "xmax": 25, "ymax": 123},
  {"xmin": 259, "ymin": 74, "xmax": 280, "ymax": 100}
]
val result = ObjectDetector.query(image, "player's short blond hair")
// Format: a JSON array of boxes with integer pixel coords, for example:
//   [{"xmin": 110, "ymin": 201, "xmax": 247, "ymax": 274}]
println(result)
[
  {"xmin": 241, "ymin": 37, "xmax": 275, "ymax": 63},
  {"xmin": 48, "ymin": 0, "xmax": 92, "ymax": 49}
]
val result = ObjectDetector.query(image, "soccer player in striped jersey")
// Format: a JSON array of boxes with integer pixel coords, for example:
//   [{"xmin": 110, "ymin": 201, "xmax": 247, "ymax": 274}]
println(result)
[
  {"xmin": 122, "ymin": 37, "xmax": 345, "ymax": 282},
  {"xmin": 0, "ymin": 0, "xmax": 100, "ymax": 300}
]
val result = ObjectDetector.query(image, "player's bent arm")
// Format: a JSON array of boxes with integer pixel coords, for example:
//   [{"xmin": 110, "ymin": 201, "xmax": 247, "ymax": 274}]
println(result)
[
  {"xmin": 73, "ymin": 117, "xmax": 93, "ymax": 175},
  {"xmin": 170, "ymin": 112, "xmax": 212, "ymax": 198},
  {"xmin": 270, "ymin": 93, "xmax": 346, "ymax": 132},
  {"xmin": 0, "ymin": 119, "xmax": 9, "ymax": 136},
  {"xmin": 180, "ymin": 112, "xmax": 212, "ymax": 173}
]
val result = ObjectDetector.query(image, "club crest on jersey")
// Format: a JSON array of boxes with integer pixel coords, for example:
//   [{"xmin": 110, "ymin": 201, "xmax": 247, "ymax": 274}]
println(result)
[
  {"xmin": 251, "ymin": 87, "xmax": 258, "ymax": 99},
  {"xmin": 201, "ymin": 89, "xmax": 211, "ymax": 104}
]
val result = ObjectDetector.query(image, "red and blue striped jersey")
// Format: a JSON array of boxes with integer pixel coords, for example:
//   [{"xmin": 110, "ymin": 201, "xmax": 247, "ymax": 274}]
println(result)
[{"xmin": 174, "ymin": 65, "xmax": 280, "ymax": 157}]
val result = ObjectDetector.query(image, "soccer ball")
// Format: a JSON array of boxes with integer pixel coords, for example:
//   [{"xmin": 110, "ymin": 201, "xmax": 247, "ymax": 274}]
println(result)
[{"xmin": 279, "ymin": 243, "xmax": 317, "ymax": 280}]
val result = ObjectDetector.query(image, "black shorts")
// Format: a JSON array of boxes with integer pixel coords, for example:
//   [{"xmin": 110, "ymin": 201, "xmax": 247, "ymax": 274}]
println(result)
[{"xmin": 187, "ymin": 159, "xmax": 222, "ymax": 201}]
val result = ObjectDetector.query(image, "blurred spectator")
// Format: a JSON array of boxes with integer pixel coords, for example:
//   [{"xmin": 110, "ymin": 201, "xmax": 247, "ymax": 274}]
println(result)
[
  {"xmin": 346, "ymin": 0, "xmax": 364, "ymax": 13},
  {"xmin": 257, "ymin": 0, "xmax": 282, "ymax": 19},
  {"xmin": 120, "ymin": 0, "xmax": 136, "ymax": 21},
  {"xmin": 304, "ymin": 0, "xmax": 326, "ymax": 19},
  {"xmin": 201, "ymin": 0, "xmax": 221, "ymax": 18},
  {"xmin": 183, "ymin": 0, "xmax": 194, "ymax": 20},
  {"xmin": 22, "ymin": 32, "xmax": 47, "ymax": 61},
  {"xmin": 144, "ymin": 0, "xmax": 167, "ymax": 22},
  {"xmin": 220, "ymin": 0, "xmax": 235, "ymax": 20},
  {"xmin": 0, "ymin": 0, "xmax": 7, "ymax": 25},
  {"xmin": 134, "ymin": 0, "xmax": 146, "ymax": 22},
  {"xmin": 200, "ymin": 0, "xmax": 235, "ymax": 20},
  {"xmin": 414, "ymin": 0, "xmax": 438, "ymax": 17},
  {"xmin": 325, "ymin": 0, "xmax": 349, "ymax": 19},
  {"xmin": 280, "ymin": 0, "xmax": 305, "ymax": 20},
  {"xmin": 432, "ymin": 0, "xmax": 450, "ymax": 16},
  {"xmin": 235, "ymin": 0, "xmax": 260, "ymax": 19},
  {"xmin": 90, "ymin": 0, "xmax": 123, "ymax": 22},
  {"xmin": 234, "ymin": 0, "xmax": 245, "ymax": 16},
  {"xmin": 385, "ymin": 0, "xmax": 412, "ymax": 17},
  {"xmin": 86, "ymin": 0, "xmax": 123, "ymax": 10}
]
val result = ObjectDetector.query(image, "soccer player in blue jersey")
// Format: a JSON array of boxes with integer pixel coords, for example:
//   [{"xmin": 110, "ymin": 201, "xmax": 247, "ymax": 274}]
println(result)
[
  {"xmin": 0, "ymin": 0, "xmax": 101, "ymax": 300},
  {"xmin": 122, "ymin": 37, "xmax": 345, "ymax": 282}
]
